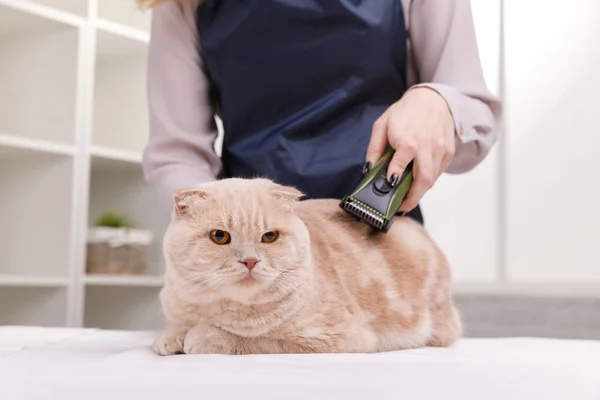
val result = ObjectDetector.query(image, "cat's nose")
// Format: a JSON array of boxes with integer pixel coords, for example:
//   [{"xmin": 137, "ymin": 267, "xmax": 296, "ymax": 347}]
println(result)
[{"xmin": 241, "ymin": 257, "xmax": 258, "ymax": 270}]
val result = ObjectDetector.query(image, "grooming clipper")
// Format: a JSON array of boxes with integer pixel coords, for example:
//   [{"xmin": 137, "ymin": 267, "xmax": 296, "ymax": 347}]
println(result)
[{"xmin": 339, "ymin": 147, "xmax": 413, "ymax": 232}]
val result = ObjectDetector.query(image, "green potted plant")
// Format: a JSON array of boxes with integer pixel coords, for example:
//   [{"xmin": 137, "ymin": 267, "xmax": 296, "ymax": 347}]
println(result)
[
  {"xmin": 95, "ymin": 211, "xmax": 131, "ymax": 228},
  {"xmin": 86, "ymin": 211, "xmax": 153, "ymax": 276}
]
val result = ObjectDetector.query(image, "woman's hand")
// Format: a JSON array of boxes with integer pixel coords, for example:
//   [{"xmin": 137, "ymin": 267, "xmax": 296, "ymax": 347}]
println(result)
[{"xmin": 364, "ymin": 87, "xmax": 456, "ymax": 213}]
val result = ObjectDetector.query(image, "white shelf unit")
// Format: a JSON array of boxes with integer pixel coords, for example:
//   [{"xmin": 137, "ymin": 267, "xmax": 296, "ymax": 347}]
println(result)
[
  {"xmin": 88, "ymin": 157, "xmax": 169, "ymax": 278},
  {"xmin": 0, "ymin": 2, "xmax": 79, "ymax": 144},
  {"xmin": 0, "ymin": 0, "xmax": 164, "ymax": 330},
  {"xmin": 0, "ymin": 286, "xmax": 68, "ymax": 326},
  {"xmin": 84, "ymin": 285, "xmax": 164, "ymax": 330},
  {"xmin": 97, "ymin": 0, "xmax": 151, "ymax": 32},
  {"xmin": 0, "ymin": 151, "xmax": 74, "ymax": 278},
  {"xmin": 92, "ymin": 26, "xmax": 149, "ymax": 153},
  {"xmin": 28, "ymin": 0, "xmax": 86, "ymax": 16}
]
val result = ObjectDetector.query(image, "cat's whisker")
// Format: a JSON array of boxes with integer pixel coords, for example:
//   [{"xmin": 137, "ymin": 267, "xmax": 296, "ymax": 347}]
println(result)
[
  {"xmin": 276, "ymin": 271, "xmax": 319, "ymax": 306},
  {"xmin": 162, "ymin": 272, "xmax": 226, "ymax": 295},
  {"xmin": 271, "ymin": 273, "xmax": 305, "ymax": 297},
  {"xmin": 161, "ymin": 279, "xmax": 203, "ymax": 295},
  {"xmin": 197, "ymin": 274, "xmax": 230, "ymax": 289}
]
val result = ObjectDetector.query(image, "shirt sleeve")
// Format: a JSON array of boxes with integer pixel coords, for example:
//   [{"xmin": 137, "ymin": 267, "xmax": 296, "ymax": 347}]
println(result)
[
  {"xmin": 406, "ymin": 0, "xmax": 503, "ymax": 174},
  {"xmin": 142, "ymin": 1, "xmax": 222, "ymax": 211}
]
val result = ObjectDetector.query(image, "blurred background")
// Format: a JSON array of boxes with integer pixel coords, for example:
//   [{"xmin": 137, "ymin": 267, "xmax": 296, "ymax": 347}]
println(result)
[{"xmin": 0, "ymin": 0, "xmax": 598, "ymax": 339}]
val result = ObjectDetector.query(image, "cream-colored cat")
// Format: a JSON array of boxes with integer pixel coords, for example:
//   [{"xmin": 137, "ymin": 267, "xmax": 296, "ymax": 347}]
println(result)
[{"xmin": 153, "ymin": 177, "xmax": 461, "ymax": 355}]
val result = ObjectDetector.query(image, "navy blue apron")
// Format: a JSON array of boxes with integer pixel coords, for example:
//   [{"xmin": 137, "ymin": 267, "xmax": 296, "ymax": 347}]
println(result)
[{"xmin": 196, "ymin": 0, "xmax": 423, "ymax": 224}]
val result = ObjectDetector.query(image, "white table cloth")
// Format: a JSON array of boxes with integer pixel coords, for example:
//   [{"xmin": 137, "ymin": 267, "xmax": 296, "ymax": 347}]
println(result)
[{"xmin": 0, "ymin": 326, "xmax": 599, "ymax": 400}]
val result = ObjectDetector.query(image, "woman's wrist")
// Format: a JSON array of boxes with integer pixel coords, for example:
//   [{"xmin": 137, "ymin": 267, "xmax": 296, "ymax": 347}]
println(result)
[{"xmin": 407, "ymin": 83, "xmax": 460, "ymax": 139}]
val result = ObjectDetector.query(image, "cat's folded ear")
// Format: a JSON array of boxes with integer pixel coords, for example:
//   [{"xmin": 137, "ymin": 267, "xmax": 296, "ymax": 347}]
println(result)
[
  {"xmin": 173, "ymin": 187, "xmax": 208, "ymax": 218},
  {"xmin": 271, "ymin": 183, "xmax": 305, "ymax": 203}
]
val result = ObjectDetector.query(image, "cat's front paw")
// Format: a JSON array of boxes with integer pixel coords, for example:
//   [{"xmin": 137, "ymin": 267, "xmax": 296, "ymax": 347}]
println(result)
[
  {"xmin": 183, "ymin": 323, "xmax": 234, "ymax": 355},
  {"xmin": 152, "ymin": 325, "xmax": 188, "ymax": 356}
]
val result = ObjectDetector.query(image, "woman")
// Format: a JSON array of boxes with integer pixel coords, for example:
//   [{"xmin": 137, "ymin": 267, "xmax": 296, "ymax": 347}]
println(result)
[{"xmin": 141, "ymin": 0, "xmax": 501, "ymax": 224}]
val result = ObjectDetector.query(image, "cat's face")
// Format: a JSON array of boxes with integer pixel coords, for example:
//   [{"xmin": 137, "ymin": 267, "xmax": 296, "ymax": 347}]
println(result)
[{"xmin": 163, "ymin": 178, "xmax": 311, "ymax": 303}]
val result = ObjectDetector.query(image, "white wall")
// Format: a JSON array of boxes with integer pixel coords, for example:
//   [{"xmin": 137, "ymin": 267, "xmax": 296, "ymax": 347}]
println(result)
[
  {"xmin": 426, "ymin": 0, "xmax": 600, "ymax": 293},
  {"xmin": 504, "ymin": 0, "xmax": 600, "ymax": 283}
]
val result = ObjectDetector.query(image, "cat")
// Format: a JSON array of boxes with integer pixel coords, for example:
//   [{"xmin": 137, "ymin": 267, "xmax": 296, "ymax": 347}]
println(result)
[{"xmin": 152, "ymin": 177, "xmax": 462, "ymax": 355}]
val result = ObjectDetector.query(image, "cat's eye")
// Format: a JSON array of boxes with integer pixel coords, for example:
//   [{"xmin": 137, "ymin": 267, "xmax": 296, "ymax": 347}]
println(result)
[
  {"xmin": 261, "ymin": 231, "xmax": 279, "ymax": 243},
  {"xmin": 210, "ymin": 229, "xmax": 231, "ymax": 245}
]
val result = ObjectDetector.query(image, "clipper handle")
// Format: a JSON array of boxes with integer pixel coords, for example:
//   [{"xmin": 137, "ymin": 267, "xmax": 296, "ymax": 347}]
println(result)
[{"xmin": 339, "ymin": 147, "xmax": 414, "ymax": 232}]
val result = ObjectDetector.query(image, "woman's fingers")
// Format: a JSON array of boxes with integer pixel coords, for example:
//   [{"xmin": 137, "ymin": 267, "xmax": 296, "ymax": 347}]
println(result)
[
  {"xmin": 386, "ymin": 134, "xmax": 417, "ymax": 186},
  {"xmin": 399, "ymin": 139, "xmax": 434, "ymax": 212},
  {"xmin": 365, "ymin": 111, "xmax": 391, "ymax": 171}
]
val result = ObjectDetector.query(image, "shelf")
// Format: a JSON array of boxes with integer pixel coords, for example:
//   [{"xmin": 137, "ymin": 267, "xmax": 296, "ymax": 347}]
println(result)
[
  {"xmin": 0, "ymin": 275, "xmax": 69, "ymax": 287},
  {"xmin": 0, "ymin": 287, "xmax": 67, "ymax": 326},
  {"xmin": 24, "ymin": 0, "xmax": 87, "ymax": 18},
  {"xmin": 0, "ymin": 0, "xmax": 84, "ymax": 30},
  {"xmin": 90, "ymin": 145, "xmax": 142, "ymax": 171},
  {"xmin": 85, "ymin": 274, "xmax": 164, "ymax": 287},
  {"xmin": 0, "ymin": 133, "xmax": 76, "ymax": 158},
  {"xmin": 0, "ymin": 156, "xmax": 74, "ymax": 277},
  {"xmin": 92, "ymin": 29, "xmax": 149, "ymax": 154},
  {"xmin": 84, "ymin": 286, "xmax": 164, "ymax": 330},
  {"xmin": 94, "ymin": 18, "xmax": 149, "ymax": 48},
  {"xmin": 0, "ymin": 2, "xmax": 79, "ymax": 145},
  {"xmin": 97, "ymin": 0, "xmax": 151, "ymax": 33},
  {"xmin": 88, "ymin": 167, "xmax": 169, "ymax": 277}
]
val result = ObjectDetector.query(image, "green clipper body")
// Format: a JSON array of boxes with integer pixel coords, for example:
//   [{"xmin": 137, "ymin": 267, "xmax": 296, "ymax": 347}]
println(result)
[{"xmin": 339, "ymin": 148, "xmax": 413, "ymax": 232}]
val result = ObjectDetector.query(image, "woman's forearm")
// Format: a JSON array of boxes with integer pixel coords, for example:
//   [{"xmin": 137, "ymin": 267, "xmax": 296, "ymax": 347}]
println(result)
[
  {"xmin": 142, "ymin": 0, "xmax": 222, "ymax": 211},
  {"xmin": 405, "ymin": 0, "xmax": 502, "ymax": 173}
]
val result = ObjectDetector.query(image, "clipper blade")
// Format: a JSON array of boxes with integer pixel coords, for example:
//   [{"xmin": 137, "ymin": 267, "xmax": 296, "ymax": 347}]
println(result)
[{"xmin": 341, "ymin": 197, "xmax": 386, "ymax": 231}]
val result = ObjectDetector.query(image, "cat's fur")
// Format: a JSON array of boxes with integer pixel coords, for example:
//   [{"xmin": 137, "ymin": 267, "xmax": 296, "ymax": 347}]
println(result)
[{"xmin": 153, "ymin": 177, "xmax": 462, "ymax": 355}]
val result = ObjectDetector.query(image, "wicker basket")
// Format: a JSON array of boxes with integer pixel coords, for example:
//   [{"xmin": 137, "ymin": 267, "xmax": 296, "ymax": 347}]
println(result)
[{"xmin": 86, "ymin": 227, "xmax": 153, "ymax": 275}]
